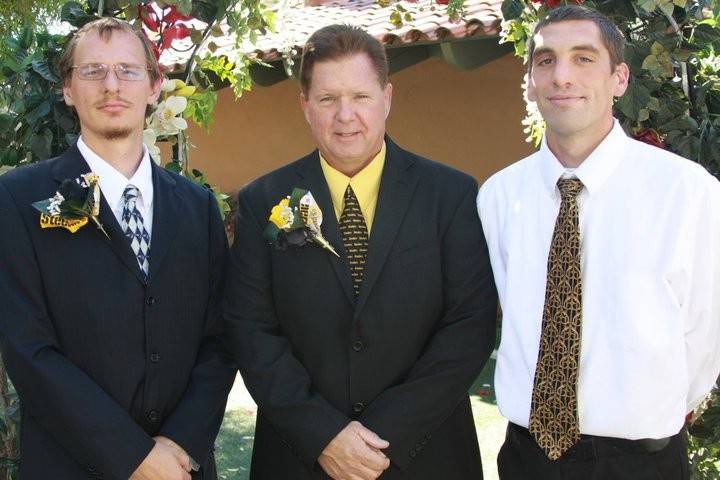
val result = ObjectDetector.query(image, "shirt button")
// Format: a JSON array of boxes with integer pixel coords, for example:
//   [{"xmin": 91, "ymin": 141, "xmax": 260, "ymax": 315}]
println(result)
[
  {"xmin": 352, "ymin": 402, "xmax": 364, "ymax": 414},
  {"xmin": 150, "ymin": 353, "xmax": 160, "ymax": 363},
  {"xmin": 147, "ymin": 410, "xmax": 158, "ymax": 422},
  {"xmin": 352, "ymin": 341, "xmax": 364, "ymax": 352},
  {"xmin": 146, "ymin": 296, "xmax": 156, "ymax": 306}
]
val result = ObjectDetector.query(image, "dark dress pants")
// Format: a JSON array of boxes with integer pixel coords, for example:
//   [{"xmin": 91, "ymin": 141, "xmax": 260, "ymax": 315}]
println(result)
[{"xmin": 497, "ymin": 423, "xmax": 689, "ymax": 480}]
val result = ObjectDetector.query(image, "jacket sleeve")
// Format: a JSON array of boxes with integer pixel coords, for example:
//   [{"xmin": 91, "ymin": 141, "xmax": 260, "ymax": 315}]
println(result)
[
  {"xmin": 159, "ymin": 191, "xmax": 237, "ymax": 465},
  {"xmin": 359, "ymin": 178, "xmax": 498, "ymax": 470},
  {"xmin": 0, "ymin": 180, "xmax": 155, "ymax": 479},
  {"xmin": 222, "ymin": 187, "xmax": 349, "ymax": 468}
]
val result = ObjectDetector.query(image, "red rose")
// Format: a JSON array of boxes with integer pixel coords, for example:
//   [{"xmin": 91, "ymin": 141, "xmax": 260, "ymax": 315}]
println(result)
[{"xmin": 633, "ymin": 129, "xmax": 665, "ymax": 148}]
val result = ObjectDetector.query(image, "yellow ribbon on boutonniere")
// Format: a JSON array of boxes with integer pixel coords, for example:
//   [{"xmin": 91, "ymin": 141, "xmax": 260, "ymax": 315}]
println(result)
[
  {"xmin": 32, "ymin": 172, "xmax": 109, "ymax": 239},
  {"xmin": 39, "ymin": 213, "xmax": 89, "ymax": 233}
]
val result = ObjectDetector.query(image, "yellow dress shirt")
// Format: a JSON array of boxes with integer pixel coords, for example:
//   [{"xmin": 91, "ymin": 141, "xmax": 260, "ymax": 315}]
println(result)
[{"xmin": 320, "ymin": 143, "xmax": 386, "ymax": 235}]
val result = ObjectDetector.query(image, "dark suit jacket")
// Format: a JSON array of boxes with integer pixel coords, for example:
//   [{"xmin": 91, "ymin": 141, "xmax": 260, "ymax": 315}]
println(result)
[
  {"xmin": 0, "ymin": 145, "xmax": 236, "ymax": 479},
  {"xmin": 224, "ymin": 138, "xmax": 497, "ymax": 479}
]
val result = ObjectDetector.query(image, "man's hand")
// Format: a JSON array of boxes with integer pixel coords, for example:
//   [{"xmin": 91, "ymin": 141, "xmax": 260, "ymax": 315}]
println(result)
[
  {"xmin": 153, "ymin": 436, "xmax": 199, "ymax": 472},
  {"xmin": 129, "ymin": 441, "xmax": 191, "ymax": 480},
  {"xmin": 318, "ymin": 421, "xmax": 391, "ymax": 480}
]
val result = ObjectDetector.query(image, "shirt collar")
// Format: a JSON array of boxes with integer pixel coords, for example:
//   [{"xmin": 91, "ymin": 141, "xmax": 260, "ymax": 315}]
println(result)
[
  {"xmin": 538, "ymin": 120, "xmax": 628, "ymax": 199},
  {"xmin": 319, "ymin": 142, "xmax": 386, "ymax": 219},
  {"xmin": 77, "ymin": 136, "xmax": 154, "ymax": 211}
]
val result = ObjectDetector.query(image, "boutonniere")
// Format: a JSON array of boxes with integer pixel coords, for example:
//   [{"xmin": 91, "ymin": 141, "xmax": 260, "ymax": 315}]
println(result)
[
  {"xmin": 263, "ymin": 187, "xmax": 339, "ymax": 257},
  {"xmin": 31, "ymin": 173, "xmax": 110, "ymax": 239}
]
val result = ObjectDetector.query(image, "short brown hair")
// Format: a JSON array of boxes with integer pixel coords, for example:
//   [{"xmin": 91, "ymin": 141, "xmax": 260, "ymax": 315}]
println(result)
[
  {"xmin": 299, "ymin": 24, "xmax": 388, "ymax": 95},
  {"xmin": 527, "ymin": 5, "xmax": 626, "ymax": 73},
  {"xmin": 58, "ymin": 17, "xmax": 161, "ymax": 85}
]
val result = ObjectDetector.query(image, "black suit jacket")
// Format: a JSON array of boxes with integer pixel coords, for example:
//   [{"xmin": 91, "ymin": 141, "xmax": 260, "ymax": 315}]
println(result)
[
  {"xmin": 0, "ymin": 145, "xmax": 236, "ymax": 479},
  {"xmin": 224, "ymin": 138, "xmax": 497, "ymax": 479}
]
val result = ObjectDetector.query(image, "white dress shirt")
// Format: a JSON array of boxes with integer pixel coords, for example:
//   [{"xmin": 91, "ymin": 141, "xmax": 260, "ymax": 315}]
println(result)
[
  {"xmin": 77, "ymin": 136, "xmax": 154, "ymax": 237},
  {"xmin": 477, "ymin": 120, "xmax": 720, "ymax": 440}
]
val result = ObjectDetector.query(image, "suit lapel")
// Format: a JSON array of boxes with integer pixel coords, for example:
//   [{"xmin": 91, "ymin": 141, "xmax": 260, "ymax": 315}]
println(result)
[
  {"xmin": 51, "ymin": 145, "xmax": 147, "ymax": 285},
  {"xmin": 295, "ymin": 153, "xmax": 356, "ymax": 306},
  {"xmin": 354, "ymin": 139, "xmax": 420, "ymax": 316},
  {"xmin": 147, "ymin": 164, "xmax": 179, "ymax": 282}
]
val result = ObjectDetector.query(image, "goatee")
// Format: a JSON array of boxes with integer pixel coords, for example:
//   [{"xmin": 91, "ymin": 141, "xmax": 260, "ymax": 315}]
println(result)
[{"xmin": 102, "ymin": 128, "xmax": 133, "ymax": 140}]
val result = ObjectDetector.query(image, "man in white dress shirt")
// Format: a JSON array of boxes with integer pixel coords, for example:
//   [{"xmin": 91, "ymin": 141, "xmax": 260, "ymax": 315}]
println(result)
[
  {"xmin": 0, "ymin": 17, "xmax": 234, "ymax": 480},
  {"xmin": 477, "ymin": 5, "xmax": 720, "ymax": 479}
]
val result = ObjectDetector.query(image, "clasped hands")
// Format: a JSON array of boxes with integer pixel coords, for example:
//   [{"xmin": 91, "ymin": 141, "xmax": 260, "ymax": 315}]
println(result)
[
  {"xmin": 129, "ymin": 436, "xmax": 196, "ymax": 480},
  {"xmin": 318, "ymin": 421, "xmax": 391, "ymax": 480}
]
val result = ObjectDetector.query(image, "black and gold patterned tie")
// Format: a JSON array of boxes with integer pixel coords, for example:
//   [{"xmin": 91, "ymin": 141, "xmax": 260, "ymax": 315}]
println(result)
[
  {"xmin": 338, "ymin": 185, "xmax": 368, "ymax": 298},
  {"xmin": 529, "ymin": 177, "xmax": 584, "ymax": 460}
]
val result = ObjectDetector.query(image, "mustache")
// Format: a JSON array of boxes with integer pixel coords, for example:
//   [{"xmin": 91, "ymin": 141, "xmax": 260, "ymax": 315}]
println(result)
[{"xmin": 94, "ymin": 97, "xmax": 133, "ymax": 108}]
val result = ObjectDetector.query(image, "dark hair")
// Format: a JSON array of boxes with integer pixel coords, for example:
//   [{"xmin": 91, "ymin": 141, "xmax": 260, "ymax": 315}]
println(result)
[
  {"xmin": 58, "ymin": 17, "xmax": 161, "ymax": 85},
  {"xmin": 527, "ymin": 5, "xmax": 626, "ymax": 72},
  {"xmin": 299, "ymin": 24, "xmax": 388, "ymax": 95}
]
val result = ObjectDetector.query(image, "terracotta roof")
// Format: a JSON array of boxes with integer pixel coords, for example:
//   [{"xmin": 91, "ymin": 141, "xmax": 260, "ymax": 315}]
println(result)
[{"xmin": 161, "ymin": 0, "xmax": 502, "ymax": 71}]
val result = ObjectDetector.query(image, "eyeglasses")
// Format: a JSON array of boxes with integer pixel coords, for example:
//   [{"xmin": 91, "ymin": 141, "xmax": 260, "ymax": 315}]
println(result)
[{"xmin": 70, "ymin": 63, "xmax": 151, "ymax": 81}]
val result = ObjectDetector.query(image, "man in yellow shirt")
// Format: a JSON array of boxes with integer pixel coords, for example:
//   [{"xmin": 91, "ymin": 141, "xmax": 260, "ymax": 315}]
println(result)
[{"xmin": 223, "ymin": 24, "xmax": 497, "ymax": 480}]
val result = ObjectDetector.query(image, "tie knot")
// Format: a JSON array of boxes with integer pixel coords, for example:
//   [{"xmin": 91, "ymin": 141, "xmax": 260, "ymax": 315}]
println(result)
[
  {"xmin": 123, "ymin": 184, "xmax": 139, "ymax": 201},
  {"xmin": 557, "ymin": 178, "xmax": 583, "ymax": 199}
]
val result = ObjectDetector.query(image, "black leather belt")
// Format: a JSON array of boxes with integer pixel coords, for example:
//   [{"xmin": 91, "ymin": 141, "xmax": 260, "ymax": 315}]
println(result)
[{"xmin": 508, "ymin": 422, "xmax": 675, "ymax": 460}]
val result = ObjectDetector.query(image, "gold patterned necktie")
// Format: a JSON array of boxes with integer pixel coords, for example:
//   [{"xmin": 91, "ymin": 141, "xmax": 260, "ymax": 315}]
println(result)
[
  {"xmin": 338, "ymin": 185, "xmax": 368, "ymax": 298},
  {"xmin": 529, "ymin": 177, "xmax": 584, "ymax": 460}
]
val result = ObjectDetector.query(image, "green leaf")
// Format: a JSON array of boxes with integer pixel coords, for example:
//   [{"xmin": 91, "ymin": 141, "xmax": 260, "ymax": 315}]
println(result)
[
  {"xmin": 694, "ymin": 24, "xmax": 720, "ymax": 48},
  {"xmin": 659, "ymin": 115, "xmax": 699, "ymax": 133},
  {"xmin": 24, "ymin": 100, "xmax": 52, "ymax": 125},
  {"xmin": 164, "ymin": 160, "xmax": 183, "ymax": 174},
  {"xmin": 0, "ymin": 113, "xmax": 15, "ymax": 133},
  {"xmin": 31, "ymin": 59, "xmax": 59, "ymax": 83},
  {"xmin": 658, "ymin": 0, "xmax": 675, "ymax": 17},
  {"xmin": 638, "ymin": 0, "xmax": 658, "ymax": 13},
  {"xmin": 501, "ymin": 0, "xmax": 524, "ymax": 20},
  {"xmin": 29, "ymin": 128, "xmax": 53, "ymax": 161},
  {"xmin": 615, "ymin": 79, "xmax": 653, "ymax": 121},
  {"xmin": 0, "ymin": 149, "xmax": 21, "ymax": 167},
  {"xmin": 18, "ymin": 25, "xmax": 34, "ymax": 50},
  {"xmin": 650, "ymin": 41, "xmax": 665, "ymax": 56},
  {"xmin": 61, "ymin": 2, "xmax": 96, "ymax": 28},
  {"xmin": 669, "ymin": 133, "xmax": 700, "ymax": 159},
  {"xmin": 647, "ymin": 97, "xmax": 661, "ymax": 111},
  {"xmin": 176, "ymin": 0, "xmax": 193, "ymax": 15}
]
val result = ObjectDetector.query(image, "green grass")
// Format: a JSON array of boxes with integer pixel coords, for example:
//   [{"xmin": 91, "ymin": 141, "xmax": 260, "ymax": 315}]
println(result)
[
  {"xmin": 216, "ymin": 359, "xmax": 505, "ymax": 480},
  {"xmin": 215, "ymin": 408, "xmax": 255, "ymax": 480}
]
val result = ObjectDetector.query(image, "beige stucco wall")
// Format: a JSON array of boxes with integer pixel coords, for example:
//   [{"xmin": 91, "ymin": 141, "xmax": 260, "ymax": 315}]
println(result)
[{"xmin": 185, "ymin": 52, "xmax": 534, "ymax": 193}]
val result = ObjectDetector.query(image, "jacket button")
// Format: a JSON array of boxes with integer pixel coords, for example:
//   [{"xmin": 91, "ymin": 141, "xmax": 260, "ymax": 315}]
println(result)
[
  {"xmin": 352, "ymin": 402, "xmax": 365, "ymax": 414},
  {"xmin": 352, "ymin": 341, "xmax": 364, "ymax": 352},
  {"xmin": 147, "ymin": 410, "xmax": 158, "ymax": 422},
  {"xmin": 409, "ymin": 450, "xmax": 417, "ymax": 458},
  {"xmin": 150, "ymin": 353, "xmax": 160, "ymax": 363},
  {"xmin": 146, "ymin": 296, "xmax": 156, "ymax": 306}
]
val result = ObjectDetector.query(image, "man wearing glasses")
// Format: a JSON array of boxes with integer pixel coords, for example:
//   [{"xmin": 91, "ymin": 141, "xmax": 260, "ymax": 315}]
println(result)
[{"xmin": 0, "ymin": 17, "xmax": 234, "ymax": 480}]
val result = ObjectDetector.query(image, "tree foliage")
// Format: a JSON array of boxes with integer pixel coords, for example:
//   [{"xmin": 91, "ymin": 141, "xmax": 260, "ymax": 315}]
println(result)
[{"xmin": 0, "ymin": 0, "xmax": 68, "ymax": 37}]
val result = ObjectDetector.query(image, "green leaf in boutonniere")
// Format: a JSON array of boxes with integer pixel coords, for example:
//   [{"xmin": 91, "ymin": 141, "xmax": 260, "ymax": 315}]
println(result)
[
  {"xmin": 263, "ymin": 187, "xmax": 339, "ymax": 257},
  {"xmin": 31, "ymin": 172, "xmax": 109, "ymax": 239}
]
